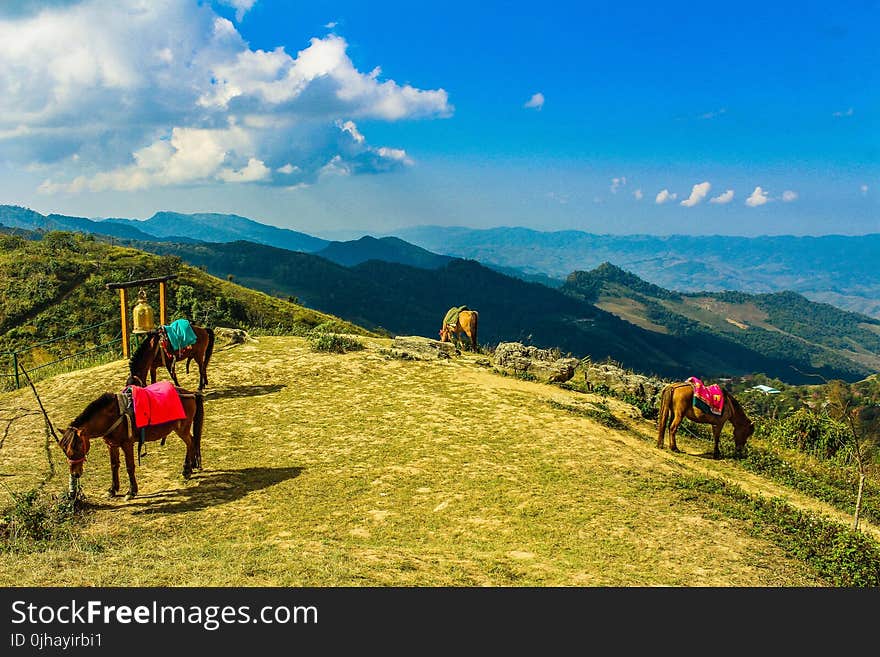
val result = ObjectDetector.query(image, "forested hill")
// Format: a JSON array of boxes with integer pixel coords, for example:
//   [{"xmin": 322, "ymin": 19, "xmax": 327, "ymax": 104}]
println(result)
[
  {"xmin": 563, "ymin": 262, "xmax": 880, "ymax": 378},
  {"xmin": 0, "ymin": 228, "xmax": 370, "ymax": 364}
]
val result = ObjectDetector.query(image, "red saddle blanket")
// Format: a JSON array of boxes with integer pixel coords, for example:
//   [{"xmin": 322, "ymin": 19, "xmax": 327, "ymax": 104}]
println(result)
[
  {"xmin": 128, "ymin": 381, "xmax": 186, "ymax": 428},
  {"xmin": 686, "ymin": 376, "xmax": 724, "ymax": 415}
]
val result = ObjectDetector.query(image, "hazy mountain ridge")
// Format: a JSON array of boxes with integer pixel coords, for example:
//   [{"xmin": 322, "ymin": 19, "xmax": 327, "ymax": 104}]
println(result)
[{"xmin": 391, "ymin": 225, "xmax": 880, "ymax": 318}]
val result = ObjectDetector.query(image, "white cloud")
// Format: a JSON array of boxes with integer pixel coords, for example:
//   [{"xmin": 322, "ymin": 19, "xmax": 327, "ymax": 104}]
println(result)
[
  {"xmin": 860, "ymin": 184, "xmax": 869, "ymax": 195},
  {"xmin": 325, "ymin": 21, "xmax": 338, "ymax": 29},
  {"xmin": 219, "ymin": 0, "xmax": 257, "ymax": 22},
  {"xmin": 655, "ymin": 189, "xmax": 677, "ymax": 204},
  {"xmin": 633, "ymin": 189, "xmax": 643, "ymax": 200},
  {"xmin": 524, "ymin": 92, "xmax": 544, "ymax": 110},
  {"xmin": 610, "ymin": 176, "xmax": 626, "ymax": 193},
  {"xmin": 745, "ymin": 186, "xmax": 769, "ymax": 207},
  {"xmin": 710, "ymin": 189, "xmax": 734, "ymax": 204},
  {"xmin": 0, "ymin": 1, "xmax": 451, "ymax": 193},
  {"xmin": 781, "ymin": 190, "xmax": 797, "ymax": 202},
  {"xmin": 277, "ymin": 163, "xmax": 300, "ymax": 174},
  {"xmin": 832, "ymin": 107, "xmax": 854, "ymax": 117},
  {"xmin": 680, "ymin": 181, "xmax": 711, "ymax": 207}
]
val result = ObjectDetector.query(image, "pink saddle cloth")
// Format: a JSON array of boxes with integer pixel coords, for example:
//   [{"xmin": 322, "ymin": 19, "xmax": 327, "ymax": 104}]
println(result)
[
  {"xmin": 128, "ymin": 381, "xmax": 186, "ymax": 428},
  {"xmin": 686, "ymin": 376, "xmax": 724, "ymax": 415}
]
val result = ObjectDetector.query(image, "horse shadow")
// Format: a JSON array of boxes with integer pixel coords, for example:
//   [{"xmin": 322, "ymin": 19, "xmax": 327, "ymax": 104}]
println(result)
[
  {"xmin": 203, "ymin": 384, "xmax": 286, "ymax": 400},
  {"xmin": 127, "ymin": 466, "xmax": 303, "ymax": 515}
]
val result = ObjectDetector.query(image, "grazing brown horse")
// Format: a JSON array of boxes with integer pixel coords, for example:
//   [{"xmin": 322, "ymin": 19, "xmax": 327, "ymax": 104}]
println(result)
[
  {"xmin": 128, "ymin": 323, "xmax": 215, "ymax": 391},
  {"xmin": 439, "ymin": 307, "xmax": 479, "ymax": 351},
  {"xmin": 59, "ymin": 386, "xmax": 204, "ymax": 499},
  {"xmin": 656, "ymin": 381, "xmax": 754, "ymax": 459}
]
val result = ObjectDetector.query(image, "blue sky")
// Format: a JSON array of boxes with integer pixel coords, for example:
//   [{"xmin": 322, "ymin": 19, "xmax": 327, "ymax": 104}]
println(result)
[{"xmin": 0, "ymin": 0, "xmax": 876, "ymax": 237}]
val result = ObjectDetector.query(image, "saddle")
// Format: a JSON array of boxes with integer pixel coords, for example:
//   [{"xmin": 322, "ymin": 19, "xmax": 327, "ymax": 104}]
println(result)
[
  {"xmin": 687, "ymin": 376, "xmax": 724, "ymax": 415},
  {"xmin": 123, "ymin": 381, "xmax": 187, "ymax": 460},
  {"xmin": 158, "ymin": 319, "xmax": 198, "ymax": 368}
]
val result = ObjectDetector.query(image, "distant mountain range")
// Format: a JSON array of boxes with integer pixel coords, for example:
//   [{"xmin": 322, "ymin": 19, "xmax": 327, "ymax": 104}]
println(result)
[
  {"xmin": 6, "ymin": 205, "xmax": 875, "ymax": 319},
  {"xmin": 2, "ymin": 203, "xmax": 878, "ymax": 384},
  {"xmin": 390, "ymin": 225, "xmax": 880, "ymax": 319}
]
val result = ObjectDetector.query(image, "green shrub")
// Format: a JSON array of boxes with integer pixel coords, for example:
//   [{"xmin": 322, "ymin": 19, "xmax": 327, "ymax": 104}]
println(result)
[
  {"xmin": 767, "ymin": 408, "xmax": 849, "ymax": 460},
  {"xmin": 308, "ymin": 331, "xmax": 365, "ymax": 354},
  {"xmin": 1, "ymin": 488, "xmax": 77, "ymax": 552}
]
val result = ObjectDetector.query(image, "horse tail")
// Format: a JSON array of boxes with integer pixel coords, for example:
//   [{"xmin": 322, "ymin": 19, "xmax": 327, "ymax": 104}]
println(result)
[
  {"xmin": 470, "ymin": 311, "xmax": 479, "ymax": 350},
  {"xmin": 192, "ymin": 391, "xmax": 204, "ymax": 469},
  {"xmin": 204, "ymin": 327, "xmax": 215, "ymax": 370},
  {"xmin": 657, "ymin": 384, "xmax": 673, "ymax": 446}
]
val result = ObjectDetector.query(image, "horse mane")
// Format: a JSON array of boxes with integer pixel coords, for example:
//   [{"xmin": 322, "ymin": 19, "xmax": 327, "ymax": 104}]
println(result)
[
  {"xmin": 128, "ymin": 331, "xmax": 158, "ymax": 374},
  {"xmin": 70, "ymin": 392, "xmax": 116, "ymax": 428},
  {"xmin": 724, "ymin": 390, "xmax": 749, "ymax": 423}
]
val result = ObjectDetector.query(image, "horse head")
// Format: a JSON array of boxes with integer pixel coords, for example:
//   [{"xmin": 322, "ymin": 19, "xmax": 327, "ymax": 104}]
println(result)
[
  {"xmin": 734, "ymin": 419, "xmax": 754, "ymax": 448},
  {"xmin": 438, "ymin": 326, "xmax": 450, "ymax": 343},
  {"xmin": 60, "ymin": 424, "xmax": 91, "ymax": 479}
]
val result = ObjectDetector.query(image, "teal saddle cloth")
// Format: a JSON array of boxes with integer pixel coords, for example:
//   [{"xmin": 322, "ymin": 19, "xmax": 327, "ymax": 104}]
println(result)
[{"xmin": 163, "ymin": 318, "xmax": 197, "ymax": 352}]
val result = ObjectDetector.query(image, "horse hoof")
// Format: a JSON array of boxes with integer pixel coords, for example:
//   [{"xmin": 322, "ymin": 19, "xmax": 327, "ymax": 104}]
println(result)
[
  {"xmin": 106, "ymin": 489, "xmax": 117, "ymax": 498},
  {"xmin": 124, "ymin": 491, "xmax": 136, "ymax": 501}
]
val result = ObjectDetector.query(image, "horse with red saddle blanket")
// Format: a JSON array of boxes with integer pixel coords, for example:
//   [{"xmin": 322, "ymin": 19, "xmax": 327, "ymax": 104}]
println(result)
[
  {"xmin": 656, "ymin": 377, "xmax": 753, "ymax": 459},
  {"xmin": 58, "ymin": 381, "xmax": 204, "ymax": 499}
]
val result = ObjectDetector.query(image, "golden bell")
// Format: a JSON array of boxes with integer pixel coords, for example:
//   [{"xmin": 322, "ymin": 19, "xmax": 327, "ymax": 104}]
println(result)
[{"xmin": 132, "ymin": 288, "xmax": 156, "ymax": 333}]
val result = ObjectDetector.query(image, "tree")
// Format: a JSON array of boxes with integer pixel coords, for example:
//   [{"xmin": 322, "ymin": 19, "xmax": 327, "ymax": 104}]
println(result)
[{"xmin": 824, "ymin": 379, "xmax": 879, "ymax": 531}]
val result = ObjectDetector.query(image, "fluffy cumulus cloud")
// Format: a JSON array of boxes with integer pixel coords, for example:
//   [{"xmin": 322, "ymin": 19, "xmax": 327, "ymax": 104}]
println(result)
[
  {"xmin": 0, "ymin": 0, "xmax": 452, "ymax": 194},
  {"xmin": 524, "ymin": 92, "xmax": 545, "ymax": 110},
  {"xmin": 710, "ymin": 189, "xmax": 734, "ymax": 204},
  {"xmin": 745, "ymin": 186, "xmax": 769, "ymax": 207},
  {"xmin": 655, "ymin": 189, "xmax": 677, "ymax": 204},
  {"xmin": 610, "ymin": 176, "xmax": 626, "ymax": 193},
  {"xmin": 781, "ymin": 190, "xmax": 798, "ymax": 202},
  {"xmin": 218, "ymin": 0, "xmax": 257, "ymax": 22},
  {"xmin": 680, "ymin": 181, "xmax": 711, "ymax": 207}
]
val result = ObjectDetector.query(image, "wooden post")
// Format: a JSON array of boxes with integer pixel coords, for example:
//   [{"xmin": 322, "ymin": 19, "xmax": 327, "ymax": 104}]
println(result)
[
  {"xmin": 159, "ymin": 281, "xmax": 167, "ymax": 326},
  {"xmin": 119, "ymin": 288, "xmax": 130, "ymax": 358}
]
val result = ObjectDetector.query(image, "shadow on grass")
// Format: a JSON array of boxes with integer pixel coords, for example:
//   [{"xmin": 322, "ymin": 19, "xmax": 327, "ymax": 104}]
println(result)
[
  {"xmin": 203, "ymin": 384, "xmax": 286, "ymax": 400},
  {"xmin": 124, "ymin": 466, "xmax": 303, "ymax": 515}
]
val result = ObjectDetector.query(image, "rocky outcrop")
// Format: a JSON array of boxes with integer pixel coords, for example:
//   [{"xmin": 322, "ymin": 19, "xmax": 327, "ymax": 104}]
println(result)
[
  {"xmin": 584, "ymin": 362, "xmax": 666, "ymax": 401},
  {"xmin": 493, "ymin": 342, "xmax": 579, "ymax": 383},
  {"xmin": 389, "ymin": 336, "xmax": 459, "ymax": 360}
]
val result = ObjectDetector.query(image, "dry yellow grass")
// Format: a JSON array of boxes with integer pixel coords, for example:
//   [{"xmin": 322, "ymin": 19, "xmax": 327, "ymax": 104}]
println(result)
[{"xmin": 2, "ymin": 335, "xmax": 872, "ymax": 586}]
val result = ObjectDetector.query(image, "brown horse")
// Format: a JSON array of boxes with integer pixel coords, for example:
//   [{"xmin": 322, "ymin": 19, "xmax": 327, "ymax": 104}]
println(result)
[
  {"xmin": 59, "ymin": 386, "xmax": 204, "ymax": 499},
  {"xmin": 439, "ymin": 308, "xmax": 479, "ymax": 351},
  {"xmin": 128, "ymin": 323, "xmax": 215, "ymax": 391},
  {"xmin": 656, "ymin": 381, "xmax": 754, "ymax": 459}
]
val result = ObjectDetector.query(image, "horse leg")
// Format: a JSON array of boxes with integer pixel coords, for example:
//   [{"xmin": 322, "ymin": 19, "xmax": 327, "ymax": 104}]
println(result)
[
  {"xmin": 178, "ymin": 428, "xmax": 194, "ymax": 479},
  {"xmin": 198, "ymin": 358, "xmax": 206, "ymax": 391},
  {"xmin": 712, "ymin": 424, "xmax": 723, "ymax": 459},
  {"xmin": 122, "ymin": 441, "xmax": 138, "ymax": 500},
  {"xmin": 668, "ymin": 413, "xmax": 682, "ymax": 452},
  {"xmin": 107, "ymin": 444, "xmax": 121, "ymax": 497},
  {"xmin": 150, "ymin": 364, "xmax": 157, "ymax": 385}
]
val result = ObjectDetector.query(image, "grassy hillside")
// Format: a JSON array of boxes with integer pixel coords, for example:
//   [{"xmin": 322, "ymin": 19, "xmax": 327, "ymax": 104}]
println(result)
[
  {"xmin": 564, "ymin": 263, "xmax": 880, "ymax": 380},
  {"xmin": 0, "ymin": 230, "xmax": 371, "ymax": 379},
  {"xmin": 2, "ymin": 336, "xmax": 878, "ymax": 586},
  {"xmin": 126, "ymin": 238, "xmax": 875, "ymax": 384}
]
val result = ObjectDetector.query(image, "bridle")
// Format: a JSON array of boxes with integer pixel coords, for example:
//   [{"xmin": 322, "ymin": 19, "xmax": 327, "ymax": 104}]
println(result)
[{"xmin": 64, "ymin": 399, "xmax": 132, "ymax": 465}]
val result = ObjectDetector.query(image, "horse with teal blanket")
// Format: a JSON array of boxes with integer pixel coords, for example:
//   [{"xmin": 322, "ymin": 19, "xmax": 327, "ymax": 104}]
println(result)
[{"xmin": 128, "ymin": 319, "xmax": 215, "ymax": 391}]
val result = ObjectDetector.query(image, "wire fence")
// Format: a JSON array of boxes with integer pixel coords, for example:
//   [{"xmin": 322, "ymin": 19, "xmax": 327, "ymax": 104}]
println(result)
[{"xmin": 0, "ymin": 319, "xmax": 124, "ymax": 392}]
